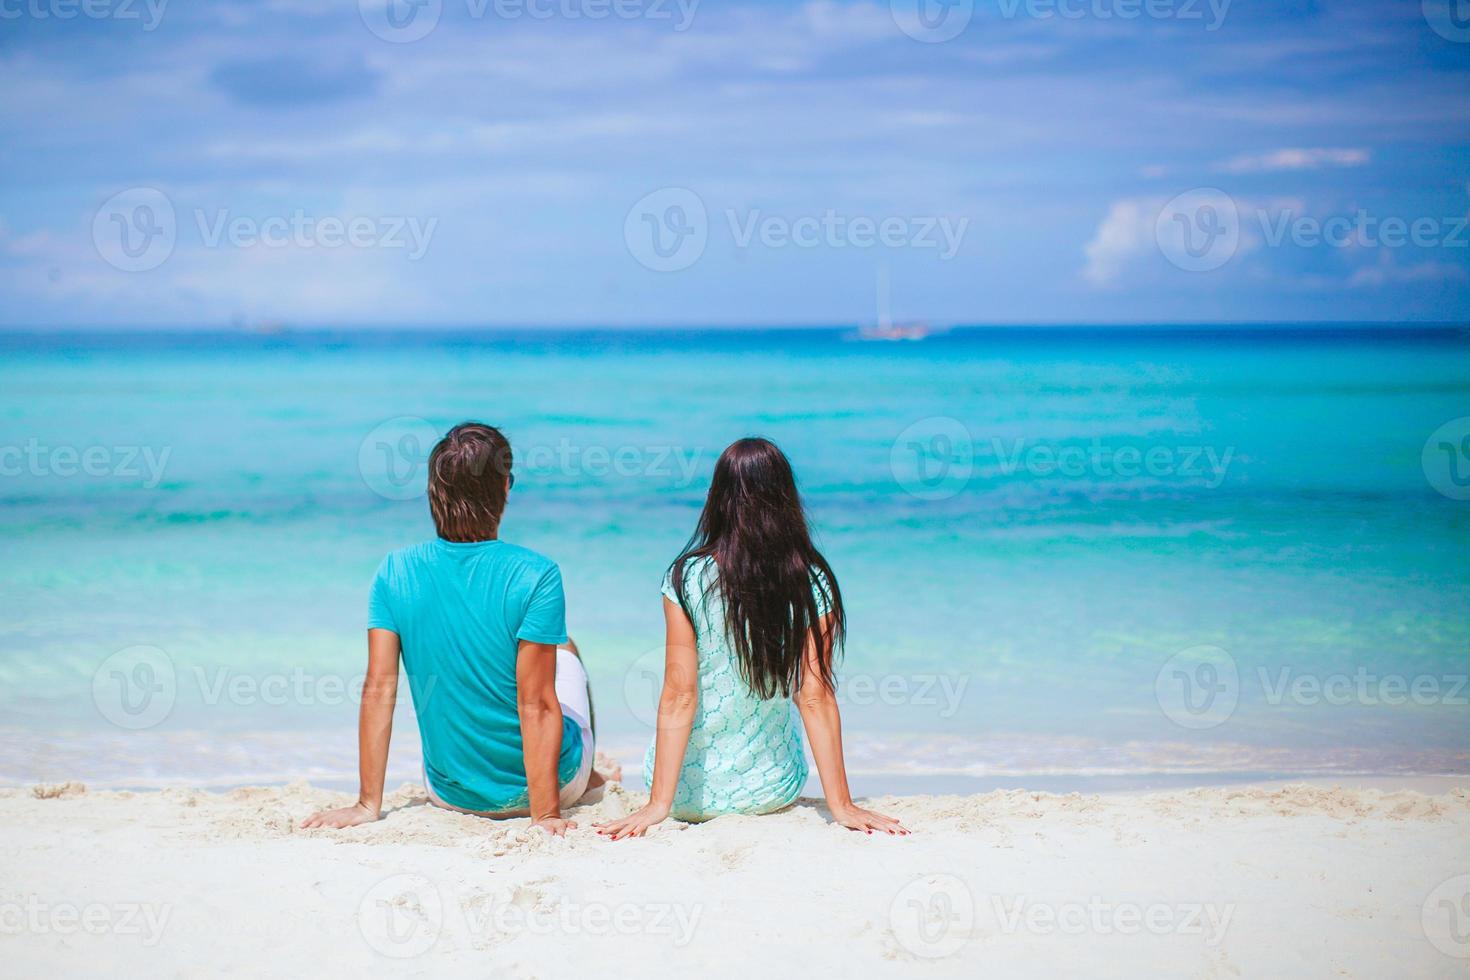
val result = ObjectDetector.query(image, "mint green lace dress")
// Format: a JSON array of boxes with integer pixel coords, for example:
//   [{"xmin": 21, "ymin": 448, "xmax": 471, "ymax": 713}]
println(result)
[{"xmin": 643, "ymin": 557, "xmax": 828, "ymax": 821}]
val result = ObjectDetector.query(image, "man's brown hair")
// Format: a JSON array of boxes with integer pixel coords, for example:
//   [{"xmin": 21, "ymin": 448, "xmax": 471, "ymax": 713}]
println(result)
[{"xmin": 427, "ymin": 422, "xmax": 513, "ymax": 542}]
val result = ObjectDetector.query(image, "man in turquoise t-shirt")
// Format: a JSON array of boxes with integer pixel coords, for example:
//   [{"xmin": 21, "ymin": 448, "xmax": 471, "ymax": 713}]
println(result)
[{"xmin": 304, "ymin": 422, "xmax": 599, "ymax": 835}]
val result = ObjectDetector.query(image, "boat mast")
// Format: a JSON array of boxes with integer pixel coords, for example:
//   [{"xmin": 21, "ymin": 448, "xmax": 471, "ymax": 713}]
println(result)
[{"xmin": 876, "ymin": 263, "xmax": 892, "ymax": 332}]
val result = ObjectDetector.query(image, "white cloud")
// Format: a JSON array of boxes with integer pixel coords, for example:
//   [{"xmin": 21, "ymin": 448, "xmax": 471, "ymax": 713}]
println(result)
[
  {"xmin": 1082, "ymin": 199, "xmax": 1154, "ymax": 286},
  {"xmin": 1214, "ymin": 147, "xmax": 1370, "ymax": 174},
  {"xmin": 1082, "ymin": 195, "xmax": 1289, "ymax": 286},
  {"xmin": 798, "ymin": 0, "xmax": 895, "ymax": 41},
  {"xmin": 203, "ymin": 112, "xmax": 681, "ymax": 163},
  {"xmin": 5, "ymin": 0, "xmax": 1467, "ymax": 325},
  {"xmin": 0, "ymin": 204, "xmax": 447, "ymax": 325},
  {"xmin": 1347, "ymin": 252, "xmax": 1469, "ymax": 288}
]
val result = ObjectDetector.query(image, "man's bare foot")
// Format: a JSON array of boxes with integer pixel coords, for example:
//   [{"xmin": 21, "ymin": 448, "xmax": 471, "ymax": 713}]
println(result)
[{"xmin": 592, "ymin": 752, "xmax": 623, "ymax": 785}]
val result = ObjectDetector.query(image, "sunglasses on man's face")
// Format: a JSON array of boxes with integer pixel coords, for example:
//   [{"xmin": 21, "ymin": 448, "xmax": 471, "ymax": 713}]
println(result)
[{"xmin": 507, "ymin": 472, "xmax": 516, "ymax": 490}]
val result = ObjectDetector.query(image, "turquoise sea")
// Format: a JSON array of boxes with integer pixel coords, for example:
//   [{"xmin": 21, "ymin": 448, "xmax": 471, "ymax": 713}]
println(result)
[{"xmin": 2, "ymin": 327, "xmax": 1468, "ymax": 792}]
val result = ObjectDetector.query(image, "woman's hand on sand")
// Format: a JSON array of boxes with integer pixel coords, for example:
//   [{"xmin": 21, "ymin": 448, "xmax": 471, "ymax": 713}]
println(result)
[
  {"xmin": 301, "ymin": 801, "xmax": 380, "ymax": 829},
  {"xmin": 594, "ymin": 801, "xmax": 670, "ymax": 840},
  {"xmin": 829, "ymin": 803, "xmax": 909, "ymax": 835}
]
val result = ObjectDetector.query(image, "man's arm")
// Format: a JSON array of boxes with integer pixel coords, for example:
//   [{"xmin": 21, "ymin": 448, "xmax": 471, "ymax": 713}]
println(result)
[
  {"xmin": 517, "ymin": 639, "xmax": 574, "ymax": 836},
  {"xmin": 302, "ymin": 628, "xmax": 401, "ymax": 828}
]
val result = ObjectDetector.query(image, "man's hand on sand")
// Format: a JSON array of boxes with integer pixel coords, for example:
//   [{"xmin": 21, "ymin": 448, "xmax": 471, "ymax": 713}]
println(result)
[
  {"xmin": 301, "ymin": 801, "xmax": 380, "ymax": 829},
  {"xmin": 531, "ymin": 815, "xmax": 577, "ymax": 836}
]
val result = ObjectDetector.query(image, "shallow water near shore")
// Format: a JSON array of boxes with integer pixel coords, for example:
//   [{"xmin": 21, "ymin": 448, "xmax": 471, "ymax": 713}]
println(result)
[{"xmin": 2, "ymin": 326, "xmax": 1468, "ymax": 789}]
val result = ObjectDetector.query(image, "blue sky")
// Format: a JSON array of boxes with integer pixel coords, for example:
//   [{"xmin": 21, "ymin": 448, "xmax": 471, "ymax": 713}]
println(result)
[{"xmin": 2, "ymin": 0, "xmax": 1469, "ymax": 327}]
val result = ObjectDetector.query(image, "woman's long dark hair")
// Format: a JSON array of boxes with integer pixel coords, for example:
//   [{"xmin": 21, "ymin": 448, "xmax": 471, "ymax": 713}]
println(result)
[{"xmin": 668, "ymin": 437, "xmax": 844, "ymax": 699}]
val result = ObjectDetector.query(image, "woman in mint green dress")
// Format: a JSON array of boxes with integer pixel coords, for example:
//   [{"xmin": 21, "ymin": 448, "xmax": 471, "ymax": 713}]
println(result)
[{"xmin": 595, "ymin": 438, "xmax": 908, "ymax": 838}]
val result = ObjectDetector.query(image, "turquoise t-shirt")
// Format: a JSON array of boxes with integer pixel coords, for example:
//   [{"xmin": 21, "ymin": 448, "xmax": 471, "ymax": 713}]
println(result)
[
  {"xmin": 644, "ymin": 557, "xmax": 831, "ymax": 821},
  {"xmin": 367, "ymin": 538, "xmax": 582, "ymax": 813}
]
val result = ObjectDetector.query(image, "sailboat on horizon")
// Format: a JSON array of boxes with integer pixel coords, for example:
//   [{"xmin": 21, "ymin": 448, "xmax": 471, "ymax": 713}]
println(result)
[{"xmin": 857, "ymin": 264, "xmax": 933, "ymax": 341}]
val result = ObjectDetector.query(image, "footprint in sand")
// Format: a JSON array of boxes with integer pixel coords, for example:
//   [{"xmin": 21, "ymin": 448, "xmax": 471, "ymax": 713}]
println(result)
[{"xmin": 717, "ymin": 843, "xmax": 753, "ymax": 869}]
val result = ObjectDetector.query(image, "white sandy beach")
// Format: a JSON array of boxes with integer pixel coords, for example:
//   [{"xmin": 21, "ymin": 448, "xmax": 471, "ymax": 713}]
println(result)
[{"xmin": 5, "ymin": 773, "xmax": 1470, "ymax": 978}]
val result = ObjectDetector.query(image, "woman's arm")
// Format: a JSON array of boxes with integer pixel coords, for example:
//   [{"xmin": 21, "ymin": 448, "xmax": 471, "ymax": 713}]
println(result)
[
  {"xmin": 796, "ymin": 616, "xmax": 909, "ymax": 835},
  {"xmin": 596, "ymin": 596, "xmax": 699, "ymax": 840},
  {"xmin": 302, "ymin": 628, "xmax": 401, "ymax": 828}
]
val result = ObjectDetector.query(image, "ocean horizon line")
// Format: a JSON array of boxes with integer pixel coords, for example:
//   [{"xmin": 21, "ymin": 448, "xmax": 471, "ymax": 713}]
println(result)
[{"xmin": 2, "ymin": 321, "xmax": 1467, "ymax": 345}]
